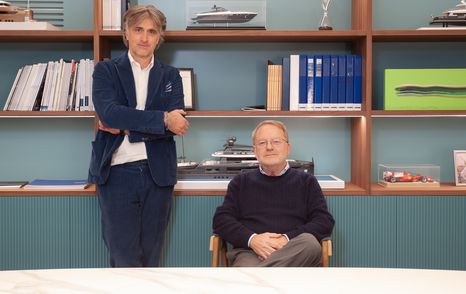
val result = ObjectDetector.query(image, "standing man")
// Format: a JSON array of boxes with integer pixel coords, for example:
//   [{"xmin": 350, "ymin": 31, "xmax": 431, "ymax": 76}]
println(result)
[
  {"xmin": 88, "ymin": 5, "xmax": 189, "ymax": 267},
  {"xmin": 213, "ymin": 120, "xmax": 334, "ymax": 267}
]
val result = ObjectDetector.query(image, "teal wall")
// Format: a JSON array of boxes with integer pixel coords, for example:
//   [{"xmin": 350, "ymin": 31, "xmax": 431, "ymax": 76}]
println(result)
[
  {"xmin": 140, "ymin": 0, "xmax": 352, "ymax": 30},
  {"xmin": 1, "ymin": 195, "xmax": 465, "ymax": 270},
  {"xmin": 372, "ymin": 0, "xmax": 460, "ymax": 29}
]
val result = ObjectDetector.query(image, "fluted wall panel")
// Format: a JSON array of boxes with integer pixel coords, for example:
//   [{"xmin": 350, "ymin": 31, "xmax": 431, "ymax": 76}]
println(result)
[
  {"xmin": 327, "ymin": 197, "xmax": 397, "ymax": 267},
  {"xmin": 1, "ymin": 195, "xmax": 466, "ymax": 270},
  {"xmin": 396, "ymin": 196, "xmax": 466, "ymax": 270},
  {"xmin": 161, "ymin": 196, "xmax": 224, "ymax": 267}
]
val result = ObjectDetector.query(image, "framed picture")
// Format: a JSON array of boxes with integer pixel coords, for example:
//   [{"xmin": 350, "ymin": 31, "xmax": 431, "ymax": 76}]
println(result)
[
  {"xmin": 454, "ymin": 150, "xmax": 466, "ymax": 186},
  {"xmin": 179, "ymin": 68, "xmax": 194, "ymax": 110}
]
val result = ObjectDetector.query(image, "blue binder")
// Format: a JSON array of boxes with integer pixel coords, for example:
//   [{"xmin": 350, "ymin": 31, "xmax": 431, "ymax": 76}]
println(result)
[
  {"xmin": 321, "ymin": 55, "xmax": 331, "ymax": 110},
  {"xmin": 313, "ymin": 55, "xmax": 323, "ymax": 110},
  {"xmin": 337, "ymin": 55, "xmax": 346, "ymax": 109},
  {"xmin": 329, "ymin": 55, "xmax": 339, "ymax": 110},
  {"xmin": 353, "ymin": 55, "xmax": 362, "ymax": 110},
  {"xmin": 298, "ymin": 55, "xmax": 308, "ymax": 110},
  {"xmin": 307, "ymin": 56, "xmax": 314, "ymax": 110},
  {"xmin": 345, "ymin": 55, "xmax": 354, "ymax": 109},
  {"xmin": 281, "ymin": 57, "xmax": 290, "ymax": 111}
]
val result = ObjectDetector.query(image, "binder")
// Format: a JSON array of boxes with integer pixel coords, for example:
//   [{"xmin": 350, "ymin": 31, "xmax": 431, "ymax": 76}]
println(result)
[
  {"xmin": 298, "ymin": 55, "xmax": 308, "ymax": 111},
  {"xmin": 345, "ymin": 55, "xmax": 354, "ymax": 110},
  {"xmin": 306, "ymin": 56, "xmax": 314, "ymax": 110},
  {"xmin": 313, "ymin": 55, "xmax": 323, "ymax": 110},
  {"xmin": 353, "ymin": 55, "xmax": 362, "ymax": 110},
  {"xmin": 329, "ymin": 55, "xmax": 339, "ymax": 110},
  {"xmin": 337, "ymin": 55, "xmax": 346, "ymax": 110},
  {"xmin": 321, "ymin": 55, "xmax": 331, "ymax": 110}
]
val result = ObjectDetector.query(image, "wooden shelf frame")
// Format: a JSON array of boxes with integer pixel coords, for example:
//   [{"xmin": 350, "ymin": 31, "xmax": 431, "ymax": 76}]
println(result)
[{"xmin": 1, "ymin": 0, "xmax": 466, "ymax": 196}]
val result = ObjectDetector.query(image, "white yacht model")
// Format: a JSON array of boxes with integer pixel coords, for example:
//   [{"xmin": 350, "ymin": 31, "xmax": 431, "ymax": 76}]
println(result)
[
  {"xmin": 191, "ymin": 5, "xmax": 257, "ymax": 24},
  {"xmin": 430, "ymin": 0, "xmax": 466, "ymax": 27}
]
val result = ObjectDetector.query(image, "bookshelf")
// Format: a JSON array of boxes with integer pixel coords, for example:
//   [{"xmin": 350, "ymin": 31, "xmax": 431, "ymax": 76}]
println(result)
[{"xmin": 0, "ymin": 0, "xmax": 465, "ymax": 196}]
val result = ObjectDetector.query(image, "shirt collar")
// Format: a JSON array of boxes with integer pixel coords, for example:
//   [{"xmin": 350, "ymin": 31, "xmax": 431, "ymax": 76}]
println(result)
[
  {"xmin": 259, "ymin": 161, "xmax": 290, "ymax": 177},
  {"xmin": 128, "ymin": 51, "xmax": 154, "ymax": 71}
]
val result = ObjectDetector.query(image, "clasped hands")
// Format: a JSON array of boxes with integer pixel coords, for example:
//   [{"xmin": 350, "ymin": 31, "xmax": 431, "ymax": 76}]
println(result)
[
  {"xmin": 250, "ymin": 232, "xmax": 288, "ymax": 261},
  {"xmin": 98, "ymin": 109, "xmax": 189, "ymax": 136}
]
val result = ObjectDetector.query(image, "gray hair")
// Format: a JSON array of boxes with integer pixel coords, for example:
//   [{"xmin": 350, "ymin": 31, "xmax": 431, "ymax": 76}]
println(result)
[
  {"xmin": 251, "ymin": 120, "xmax": 289, "ymax": 143},
  {"xmin": 122, "ymin": 5, "xmax": 167, "ymax": 49}
]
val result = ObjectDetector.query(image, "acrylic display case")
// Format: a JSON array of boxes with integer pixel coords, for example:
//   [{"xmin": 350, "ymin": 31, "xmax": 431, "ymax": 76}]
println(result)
[
  {"xmin": 378, "ymin": 164, "xmax": 440, "ymax": 188},
  {"xmin": 186, "ymin": 0, "xmax": 266, "ymax": 29}
]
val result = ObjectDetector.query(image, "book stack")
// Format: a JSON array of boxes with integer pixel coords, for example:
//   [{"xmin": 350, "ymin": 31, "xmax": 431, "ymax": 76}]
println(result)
[
  {"xmin": 3, "ymin": 59, "xmax": 94, "ymax": 112},
  {"xmin": 266, "ymin": 61, "xmax": 282, "ymax": 111},
  {"xmin": 271, "ymin": 54, "xmax": 362, "ymax": 111}
]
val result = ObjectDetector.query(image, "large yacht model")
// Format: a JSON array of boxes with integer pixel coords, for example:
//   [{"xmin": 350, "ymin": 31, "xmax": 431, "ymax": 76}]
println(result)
[
  {"xmin": 177, "ymin": 136, "xmax": 314, "ymax": 180},
  {"xmin": 191, "ymin": 5, "xmax": 257, "ymax": 24},
  {"xmin": 0, "ymin": 1, "xmax": 32, "ymax": 22},
  {"xmin": 430, "ymin": 1, "xmax": 466, "ymax": 27}
]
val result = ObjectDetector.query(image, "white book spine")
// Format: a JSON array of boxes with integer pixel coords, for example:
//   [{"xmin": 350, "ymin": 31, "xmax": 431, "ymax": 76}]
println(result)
[
  {"xmin": 289, "ymin": 55, "xmax": 299, "ymax": 111},
  {"xmin": 4, "ymin": 67, "xmax": 23, "ymax": 111}
]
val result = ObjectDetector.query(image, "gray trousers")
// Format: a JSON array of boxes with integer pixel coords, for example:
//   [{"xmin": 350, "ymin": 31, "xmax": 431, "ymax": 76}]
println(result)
[{"xmin": 227, "ymin": 233, "xmax": 322, "ymax": 267}]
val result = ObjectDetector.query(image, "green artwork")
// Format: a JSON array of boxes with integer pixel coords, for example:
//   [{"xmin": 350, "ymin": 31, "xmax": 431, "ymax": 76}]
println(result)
[{"xmin": 384, "ymin": 69, "xmax": 466, "ymax": 110}]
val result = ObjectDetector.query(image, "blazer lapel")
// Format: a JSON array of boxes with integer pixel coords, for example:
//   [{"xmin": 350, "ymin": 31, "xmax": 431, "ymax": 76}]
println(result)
[
  {"xmin": 146, "ymin": 60, "xmax": 163, "ymax": 110},
  {"xmin": 114, "ymin": 53, "xmax": 137, "ymax": 108}
]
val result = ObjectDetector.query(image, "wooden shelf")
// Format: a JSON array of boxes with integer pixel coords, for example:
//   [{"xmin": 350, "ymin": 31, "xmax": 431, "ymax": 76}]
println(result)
[
  {"xmin": 0, "ymin": 111, "xmax": 96, "ymax": 118},
  {"xmin": 100, "ymin": 29, "xmax": 367, "ymax": 42},
  {"xmin": 372, "ymin": 29, "xmax": 466, "ymax": 42},
  {"xmin": 371, "ymin": 110, "xmax": 466, "ymax": 117},
  {"xmin": 186, "ymin": 110, "xmax": 366, "ymax": 118},
  {"xmin": 0, "ymin": 30, "xmax": 94, "ymax": 42},
  {"xmin": 0, "ymin": 185, "xmax": 96, "ymax": 196},
  {"xmin": 371, "ymin": 183, "xmax": 466, "ymax": 196}
]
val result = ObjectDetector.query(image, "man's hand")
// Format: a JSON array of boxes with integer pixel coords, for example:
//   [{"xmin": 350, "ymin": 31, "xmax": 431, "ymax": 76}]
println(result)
[
  {"xmin": 98, "ymin": 120, "xmax": 122, "ymax": 135},
  {"xmin": 250, "ymin": 233, "xmax": 289, "ymax": 261},
  {"xmin": 167, "ymin": 109, "xmax": 189, "ymax": 136}
]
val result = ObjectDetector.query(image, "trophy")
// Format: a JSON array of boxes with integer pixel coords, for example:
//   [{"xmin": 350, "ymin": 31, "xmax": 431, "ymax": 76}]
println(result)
[{"xmin": 319, "ymin": 0, "xmax": 333, "ymax": 30}]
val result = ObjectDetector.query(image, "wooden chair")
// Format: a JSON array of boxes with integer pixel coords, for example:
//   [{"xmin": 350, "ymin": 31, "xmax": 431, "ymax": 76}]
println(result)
[{"xmin": 209, "ymin": 235, "xmax": 333, "ymax": 267}]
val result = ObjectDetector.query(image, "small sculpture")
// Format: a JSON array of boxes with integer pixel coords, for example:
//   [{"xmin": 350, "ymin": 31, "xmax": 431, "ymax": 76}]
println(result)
[{"xmin": 319, "ymin": 0, "xmax": 333, "ymax": 30}]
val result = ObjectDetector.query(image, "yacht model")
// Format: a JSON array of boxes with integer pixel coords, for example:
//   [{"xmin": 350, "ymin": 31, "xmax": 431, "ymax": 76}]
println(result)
[
  {"xmin": 191, "ymin": 5, "xmax": 257, "ymax": 24},
  {"xmin": 430, "ymin": 0, "xmax": 466, "ymax": 27}
]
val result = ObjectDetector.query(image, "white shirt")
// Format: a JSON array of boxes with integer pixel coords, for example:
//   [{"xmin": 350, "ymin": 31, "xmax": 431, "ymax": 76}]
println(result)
[{"xmin": 111, "ymin": 52, "xmax": 154, "ymax": 166}]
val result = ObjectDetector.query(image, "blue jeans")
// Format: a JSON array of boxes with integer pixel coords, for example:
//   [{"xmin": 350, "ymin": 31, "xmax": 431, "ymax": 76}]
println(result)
[{"xmin": 97, "ymin": 160, "xmax": 173, "ymax": 267}]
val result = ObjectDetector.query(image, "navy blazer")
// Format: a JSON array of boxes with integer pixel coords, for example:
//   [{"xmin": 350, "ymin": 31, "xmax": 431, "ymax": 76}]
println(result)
[{"xmin": 88, "ymin": 52, "xmax": 184, "ymax": 186}]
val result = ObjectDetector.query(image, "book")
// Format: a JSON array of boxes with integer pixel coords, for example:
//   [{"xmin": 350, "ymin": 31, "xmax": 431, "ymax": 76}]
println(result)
[
  {"xmin": 0, "ymin": 181, "xmax": 28, "ymax": 189},
  {"xmin": 337, "ymin": 55, "xmax": 346, "ymax": 110},
  {"xmin": 313, "ymin": 56, "xmax": 323, "ymax": 110},
  {"xmin": 23, "ymin": 179, "xmax": 90, "ymax": 190},
  {"xmin": 329, "ymin": 55, "xmax": 339, "ymax": 110},
  {"xmin": 0, "ymin": 22, "xmax": 59, "ymax": 30}
]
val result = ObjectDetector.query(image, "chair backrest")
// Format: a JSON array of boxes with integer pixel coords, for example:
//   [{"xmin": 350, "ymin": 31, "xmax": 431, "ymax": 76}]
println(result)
[{"xmin": 210, "ymin": 235, "xmax": 332, "ymax": 267}]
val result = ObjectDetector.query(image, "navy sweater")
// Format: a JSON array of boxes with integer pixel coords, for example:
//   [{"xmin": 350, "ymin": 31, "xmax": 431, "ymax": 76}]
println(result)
[{"xmin": 213, "ymin": 168, "xmax": 335, "ymax": 249}]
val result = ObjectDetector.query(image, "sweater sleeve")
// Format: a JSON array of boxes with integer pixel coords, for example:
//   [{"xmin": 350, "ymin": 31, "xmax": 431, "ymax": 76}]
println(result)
[
  {"xmin": 212, "ymin": 175, "xmax": 255, "ymax": 249},
  {"xmin": 285, "ymin": 175, "xmax": 335, "ymax": 242}
]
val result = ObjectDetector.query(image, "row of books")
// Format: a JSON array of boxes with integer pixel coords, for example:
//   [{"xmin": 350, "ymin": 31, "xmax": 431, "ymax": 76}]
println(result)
[
  {"xmin": 266, "ymin": 54, "xmax": 362, "ymax": 111},
  {"xmin": 3, "ymin": 59, "xmax": 94, "ymax": 112},
  {"xmin": 0, "ymin": 180, "xmax": 90, "ymax": 190},
  {"xmin": 103, "ymin": 0, "xmax": 131, "ymax": 30}
]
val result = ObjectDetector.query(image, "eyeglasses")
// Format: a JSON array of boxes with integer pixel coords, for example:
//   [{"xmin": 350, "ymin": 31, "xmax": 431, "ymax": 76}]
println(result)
[{"xmin": 254, "ymin": 138, "xmax": 287, "ymax": 148}]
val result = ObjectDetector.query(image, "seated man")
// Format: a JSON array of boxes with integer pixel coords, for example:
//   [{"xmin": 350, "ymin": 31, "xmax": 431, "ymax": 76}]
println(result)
[{"xmin": 212, "ymin": 120, "xmax": 335, "ymax": 267}]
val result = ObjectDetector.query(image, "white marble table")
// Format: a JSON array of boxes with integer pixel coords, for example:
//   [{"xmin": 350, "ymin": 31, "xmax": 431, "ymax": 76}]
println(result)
[{"xmin": 0, "ymin": 267, "xmax": 465, "ymax": 294}]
